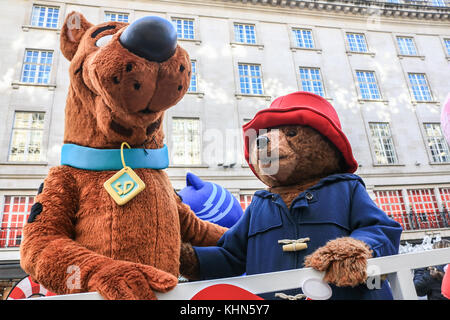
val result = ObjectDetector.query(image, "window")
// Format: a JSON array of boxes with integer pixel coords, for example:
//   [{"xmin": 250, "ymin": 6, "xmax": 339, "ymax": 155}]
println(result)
[
  {"xmin": 408, "ymin": 188, "xmax": 449, "ymax": 229},
  {"xmin": 188, "ymin": 60, "xmax": 197, "ymax": 93},
  {"xmin": 444, "ymin": 39, "xmax": 450, "ymax": 55},
  {"xmin": 30, "ymin": 5, "xmax": 59, "ymax": 28},
  {"xmin": 298, "ymin": 67, "xmax": 325, "ymax": 97},
  {"xmin": 356, "ymin": 71, "xmax": 381, "ymax": 100},
  {"xmin": 346, "ymin": 33, "xmax": 368, "ymax": 53},
  {"xmin": 240, "ymin": 195, "xmax": 253, "ymax": 211},
  {"xmin": 172, "ymin": 18, "xmax": 194, "ymax": 40},
  {"xmin": 369, "ymin": 122, "xmax": 398, "ymax": 165},
  {"xmin": 431, "ymin": 0, "xmax": 446, "ymax": 7},
  {"xmin": 408, "ymin": 189, "xmax": 438, "ymax": 214},
  {"xmin": 439, "ymin": 188, "xmax": 450, "ymax": 211},
  {"xmin": 408, "ymin": 73, "xmax": 432, "ymax": 102},
  {"xmin": 21, "ymin": 50, "xmax": 53, "ymax": 84},
  {"xmin": 105, "ymin": 12, "xmax": 129, "ymax": 23},
  {"xmin": 374, "ymin": 190, "xmax": 410, "ymax": 230},
  {"xmin": 407, "ymin": 189, "xmax": 441, "ymax": 229},
  {"xmin": 0, "ymin": 196, "xmax": 35, "ymax": 248},
  {"xmin": 234, "ymin": 23, "xmax": 256, "ymax": 44},
  {"xmin": 396, "ymin": 37, "xmax": 417, "ymax": 56},
  {"xmin": 238, "ymin": 63, "xmax": 264, "ymax": 95},
  {"xmin": 423, "ymin": 123, "xmax": 450, "ymax": 163},
  {"xmin": 9, "ymin": 112, "xmax": 45, "ymax": 162},
  {"xmin": 292, "ymin": 28, "xmax": 314, "ymax": 49},
  {"xmin": 172, "ymin": 118, "xmax": 201, "ymax": 165}
]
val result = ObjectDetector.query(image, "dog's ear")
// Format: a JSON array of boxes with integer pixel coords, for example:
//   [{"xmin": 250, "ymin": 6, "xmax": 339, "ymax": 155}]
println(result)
[{"xmin": 60, "ymin": 11, "xmax": 93, "ymax": 61}]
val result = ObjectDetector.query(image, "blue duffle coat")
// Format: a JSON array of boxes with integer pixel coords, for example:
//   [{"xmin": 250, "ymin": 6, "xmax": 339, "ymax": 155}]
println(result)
[{"xmin": 194, "ymin": 173, "xmax": 403, "ymax": 300}]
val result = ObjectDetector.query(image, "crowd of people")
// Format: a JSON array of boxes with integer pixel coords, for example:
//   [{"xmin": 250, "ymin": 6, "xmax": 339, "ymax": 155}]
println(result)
[{"xmin": 405, "ymin": 237, "xmax": 450, "ymax": 300}]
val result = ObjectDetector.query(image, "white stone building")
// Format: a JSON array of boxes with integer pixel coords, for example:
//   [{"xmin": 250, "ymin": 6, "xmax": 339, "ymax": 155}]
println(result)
[{"xmin": 0, "ymin": 0, "xmax": 449, "ymax": 298}]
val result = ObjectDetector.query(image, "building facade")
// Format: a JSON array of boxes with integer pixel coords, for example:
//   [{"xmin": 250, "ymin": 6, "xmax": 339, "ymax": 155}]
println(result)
[{"xmin": 0, "ymin": 0, "xmax": 449, "ymax": 298}]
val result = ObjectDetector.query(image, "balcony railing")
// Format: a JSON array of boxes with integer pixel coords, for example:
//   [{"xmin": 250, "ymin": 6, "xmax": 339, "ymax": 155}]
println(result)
[
  {"xmin": 0, "ymin": 227, "xmax": 23, "ymax": 249},
  {"xmin": 389, "ymin": 210, "xmax": 450, "ymax": 231}
]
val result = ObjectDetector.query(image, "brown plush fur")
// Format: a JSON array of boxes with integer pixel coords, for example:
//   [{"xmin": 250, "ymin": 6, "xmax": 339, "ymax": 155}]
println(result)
[
  {"xmin": 20, "ymin": 12, "xmax": 227, "ymax": 300},
  {"xmin": 249, "ymin": 125, "xmax": 345, "ymax": 207},
  {"xmin": 304, "ymin": 237, "xmax": 373, "ymax": 287},
  {"xmin": 179, "ymin": 242, "xmax": 201, "ymax": 280}
]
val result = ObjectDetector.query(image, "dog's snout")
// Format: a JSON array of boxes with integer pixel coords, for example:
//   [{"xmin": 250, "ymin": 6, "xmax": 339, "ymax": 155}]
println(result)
[{"xmin": 119, "ymin": 16, "xmax": 177, "ymax": 63}]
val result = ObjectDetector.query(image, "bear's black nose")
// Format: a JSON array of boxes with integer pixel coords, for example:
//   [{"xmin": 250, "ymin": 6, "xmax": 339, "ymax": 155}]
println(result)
[
  {"xmin": 256, "ymin": 136, "xmax": 270, "ymax": 150},
  {"xmin": 119, "ymin": 16, "xmax": 177, "ymax": 63}
]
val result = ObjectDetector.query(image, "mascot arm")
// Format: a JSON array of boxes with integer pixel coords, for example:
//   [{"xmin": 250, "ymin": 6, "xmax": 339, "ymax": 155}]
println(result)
[
  {"xmin": 20, "ymin": 166, "xmax": 100, "ymax": 294},
  {"xmin": 177, "ymin": 198, "xmax": 228, "ymax": 246},
  {"xmin": 177, "ymin": 199, "xmax": 227, "ymax": 280},
  {"xmin": 20, "ymin": 166, "xmax": 177, "ymax": 299},
  {"xmin": 305, "ymin": 181, "xmax": 402, "ymax": 287}
]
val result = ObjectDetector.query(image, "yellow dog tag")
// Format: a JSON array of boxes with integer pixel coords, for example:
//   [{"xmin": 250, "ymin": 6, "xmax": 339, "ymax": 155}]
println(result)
[{"xmin": 103, "ymin": 142, "xmax": 145, "ymax": 206}]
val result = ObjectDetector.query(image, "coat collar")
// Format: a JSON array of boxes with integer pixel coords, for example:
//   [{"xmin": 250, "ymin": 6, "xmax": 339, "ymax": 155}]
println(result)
[{"xmin": 60, "ymin": 143, "xmax": 169, "ymax": 171}]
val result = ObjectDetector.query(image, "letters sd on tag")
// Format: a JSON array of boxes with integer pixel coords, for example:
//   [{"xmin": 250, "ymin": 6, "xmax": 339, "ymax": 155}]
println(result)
[{"xmin": 103, "ymin": 142, "xmax": 146, "ymax": 206}]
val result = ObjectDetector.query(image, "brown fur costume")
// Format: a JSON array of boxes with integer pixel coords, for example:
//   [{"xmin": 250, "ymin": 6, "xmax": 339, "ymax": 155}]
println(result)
[{"xmin": 20, "ymin": 12, "xmax": 227, "ymax": 300}]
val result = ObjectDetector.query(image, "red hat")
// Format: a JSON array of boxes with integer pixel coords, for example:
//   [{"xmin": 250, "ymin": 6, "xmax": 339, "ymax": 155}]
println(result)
[{"xmin": 243, "ymin": 91, "xmax": 358, "ymax": 176}]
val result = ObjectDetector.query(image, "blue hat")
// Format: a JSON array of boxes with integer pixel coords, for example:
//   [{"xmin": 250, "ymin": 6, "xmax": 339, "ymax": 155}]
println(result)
[{"xmin": 178, "ymin": 173, "xmax": 243, "ymax": 228}]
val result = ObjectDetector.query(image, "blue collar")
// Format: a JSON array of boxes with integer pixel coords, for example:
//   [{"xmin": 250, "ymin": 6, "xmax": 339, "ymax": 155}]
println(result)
[{"xmin": 61, "ymin": 143, "xmax": 169, "ymax": 171}]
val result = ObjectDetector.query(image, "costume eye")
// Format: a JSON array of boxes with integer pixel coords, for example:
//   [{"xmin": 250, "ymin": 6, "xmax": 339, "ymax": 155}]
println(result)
[
  {"xmin": 286, "ymin": 129, "xmax": 297, "ymax": 137},
  {"xmin": 96, "ymin": 34, "xmax": 113, "ymax": 47}
]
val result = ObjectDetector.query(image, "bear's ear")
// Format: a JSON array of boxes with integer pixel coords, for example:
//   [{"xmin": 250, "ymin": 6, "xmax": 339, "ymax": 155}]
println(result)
[{"xmin": 60, "ymin": 12, "xmax": 93, "ymax": 61}]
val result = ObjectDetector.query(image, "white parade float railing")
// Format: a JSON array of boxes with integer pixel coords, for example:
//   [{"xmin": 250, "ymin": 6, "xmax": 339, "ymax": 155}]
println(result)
[{"xmin": 37, "ymin": 247, "xmax": 450, "ymax": 300}]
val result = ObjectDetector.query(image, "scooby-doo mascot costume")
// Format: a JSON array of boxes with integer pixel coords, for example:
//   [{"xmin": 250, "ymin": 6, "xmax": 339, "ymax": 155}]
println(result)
[
  {"xmin": 182, "ymin": 91, "xmax": 402, "ymax": 299},
  {"xmin": 20, "ymin": 12, "xmax": 227, "ymax": 300}
]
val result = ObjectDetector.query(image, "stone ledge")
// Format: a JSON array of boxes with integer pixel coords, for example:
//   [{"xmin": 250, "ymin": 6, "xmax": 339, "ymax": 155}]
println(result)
[{"xmin": 225, "ymin": 0, "xmax": 450, "ymax": 20}]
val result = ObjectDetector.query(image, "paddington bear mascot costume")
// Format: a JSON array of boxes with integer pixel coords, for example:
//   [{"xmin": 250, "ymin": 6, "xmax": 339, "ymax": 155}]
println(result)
[
  {"xmin": 182, "ymin": 91, "xmax": 403, "ymax": 299},
  {"xmin": 19, "ymin": 12, "xmax": 227, "ymax": 300}
]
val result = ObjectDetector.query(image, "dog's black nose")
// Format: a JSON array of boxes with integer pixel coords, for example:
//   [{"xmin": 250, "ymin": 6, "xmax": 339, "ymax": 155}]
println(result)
[{"xmin": 119, "ymin": 16, "xmax": 177, "ymax": 63}]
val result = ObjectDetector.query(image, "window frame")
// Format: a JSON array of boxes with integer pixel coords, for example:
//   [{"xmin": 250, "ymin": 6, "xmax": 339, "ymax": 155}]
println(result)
[
  {"xmin": 297, "ymin": 66, "xmax": 326, "ymax": 98},
  {"xmin": 431, "ymin": 0, "xmax": 446, "ymax": 7},
  {"xmin": 172, "ymin": 17, "xmax": 195, "ymax": 40},
  {"xmin": 368, "ymin": 122, "xmax": 400, "ymax": 166},
  {"xmin": 19, "ymin": 49, "xmax": 54, "ymax": 85},
  {"xmin": 236, "ymin": 63, "xmax": 265, "ymax": 97},
  {"xmin": 187, "ymin": 59, "xmax": 198, "ymax": 93},
  {"xmin": 239, "ymin": 194, "xmax": 253, "ymax": 211},
  {"xmin": 170, "ymin": 117, "xmax": 202, "ymax": 166},
  {"xmin": 233, "ymin": 22, "xmax": 257, "ymax": 45},
  {"xmin": 373, "ymin": 190, "xmax": 411, "ymax": 230},
  {"xmin": 229, "ymin": 20, "xmax": 263, "ymax": 49},
  {"xmin": 29, "ymin": 4, "xmax": 60, "ymax": 29},
  {"xmin": 395, "ymin": 36, "xmax": 421, "ymax": 57},
  {"xmin": 7, "ymin": 111, "xmax": 46, "ymax": 163},
  {"xmin": 440, "ymin": 37, "xmax": 450, "ymax": 60},
  {"xmin": 407, "ymin": 72, "xmax": 434, "ymax": 103},
  {"xmin": 354, "ymin": 70, "xmax": 383, "ymax": 101},
  {"xmin": 0, "ymin": 195, "xmax": 36, "ymax": 248},
  {"xmin": 421, "ymin": 122, "xmax": 450, "ymax": 165},
  {"xmin": 344, "ymin": 32, "xmax": 374, "ymax": 56},
  {"xmin": 104, "ymin": 11, "xmax": 130, "ymax": 23},
  {"xmin": 169, "ymin": 15, "xmax": 201, "ymax": 44},
  {"xmin": 291, "ymin": 28, "xmax": 315, "ymax": 49}
]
